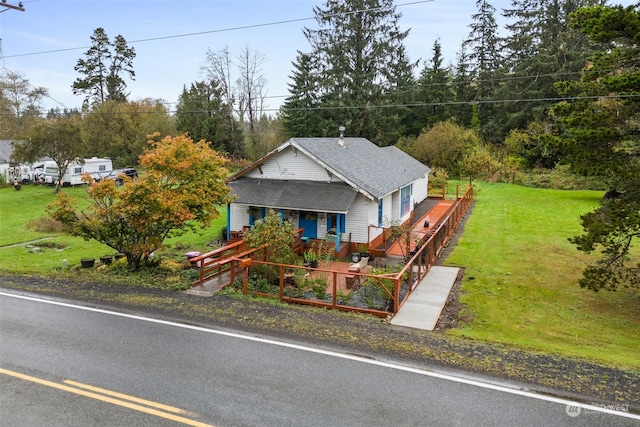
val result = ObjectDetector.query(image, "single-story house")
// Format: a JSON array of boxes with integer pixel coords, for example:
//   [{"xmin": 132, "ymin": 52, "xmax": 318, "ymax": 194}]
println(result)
[{"xmin": 225, "ymin": 136, "xmax": 431, "ymax": 255}]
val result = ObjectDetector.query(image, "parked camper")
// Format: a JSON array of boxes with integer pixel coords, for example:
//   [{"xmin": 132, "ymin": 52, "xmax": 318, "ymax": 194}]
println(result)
[
  {"xmin": 0, "ymin": 163, "xmax": 31, "ymax": 184},
  {"xmin": 43, "ymin": 157, "xmax": 113, "ymax": 186}
]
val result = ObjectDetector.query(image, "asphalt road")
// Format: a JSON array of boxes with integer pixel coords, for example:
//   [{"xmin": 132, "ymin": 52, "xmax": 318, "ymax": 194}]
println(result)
[{"xmin": 1, "ymin": 291, "xmax": 637, "ymax": 427}]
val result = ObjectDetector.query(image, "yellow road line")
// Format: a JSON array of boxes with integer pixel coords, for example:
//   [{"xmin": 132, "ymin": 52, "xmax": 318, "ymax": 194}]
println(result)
[
  {"xmin": 0, "ymin": 368, "xmax": 214, "ymax": 427},
  {"xmin": 63, "ymin": 379, "xmax": 185, "ymax": 414}
]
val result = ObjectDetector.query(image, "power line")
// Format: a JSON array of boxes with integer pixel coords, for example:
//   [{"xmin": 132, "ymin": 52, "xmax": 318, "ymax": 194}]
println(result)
[
  {"xmin": 3, "ymin": 0, "xmax": 435, "ymax": 59},
  {"xmin": 15, "ymin": 93, "xmax": 639, "ymax": 116}
]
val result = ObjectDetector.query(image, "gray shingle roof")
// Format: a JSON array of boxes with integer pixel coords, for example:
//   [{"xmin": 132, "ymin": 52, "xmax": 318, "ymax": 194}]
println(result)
[
  {"xmin": 290, "ymin": 137, "xmax": 430, "ymax": 200},
  {"xmin": 228, "ymin": 178, "xmax": 357, "ymax": 213},
  {"xmin": 0, "ymin": 140, "xmax": 16, "ymax": 164}
]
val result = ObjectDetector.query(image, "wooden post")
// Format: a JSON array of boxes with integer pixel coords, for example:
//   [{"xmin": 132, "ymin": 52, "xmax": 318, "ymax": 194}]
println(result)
[{"xmin": 242, "ymin": 261, "xmax": 248, "ymax": 295}]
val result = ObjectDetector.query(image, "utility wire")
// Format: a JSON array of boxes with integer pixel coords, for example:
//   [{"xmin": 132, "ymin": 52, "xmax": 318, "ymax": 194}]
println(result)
[
  {"xmin": 3, "ymin": 0, "xmax": 434, "ymax": 59},
  {"xmin": 17, "ymin": 93, "xmax": 639, "ymax": 116}
]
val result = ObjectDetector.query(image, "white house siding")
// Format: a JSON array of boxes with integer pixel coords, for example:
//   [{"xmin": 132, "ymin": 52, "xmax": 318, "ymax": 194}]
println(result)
[
  {"xmin": 229, "ymin": 204, "xmax": 250, "ymax": 232},
  {"xmin": 245, "ymin": 146, "xmax": 333, "ymax": 182},
  {"xmin": 340, "ymin": 194, "xmax": 369, "ymax": 243},
  {"xmin": 380, "ymin": 194, "xmax": 394, "ymax": 227},
  {"xmin": 391, "ymin": 191, "xmax": 400, "ymax": 224},
  {"xmin": 412, "ymin": 176, "xmax": 428, "ymax": 205}
]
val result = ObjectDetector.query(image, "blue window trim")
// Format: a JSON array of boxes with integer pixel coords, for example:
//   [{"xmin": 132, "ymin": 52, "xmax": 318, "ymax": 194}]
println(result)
[{"xmin": 400, "ymin": 185, "xmax": 411, "ymax": 217}]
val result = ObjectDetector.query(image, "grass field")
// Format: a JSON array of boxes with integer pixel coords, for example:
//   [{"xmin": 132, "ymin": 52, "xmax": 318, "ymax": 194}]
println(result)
[
  {"xmin": 444, "ymin": 183, "xmax": 640, "ymax": 369},
  {"xmin": 0, "ymin": 185, "xmax": 224, "ymax": 274}
]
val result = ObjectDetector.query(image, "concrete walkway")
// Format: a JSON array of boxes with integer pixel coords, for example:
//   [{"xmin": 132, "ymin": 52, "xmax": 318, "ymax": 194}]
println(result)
[{"xmin": 389, "ymin": 266, "xmax": 460, "ymax": 331}]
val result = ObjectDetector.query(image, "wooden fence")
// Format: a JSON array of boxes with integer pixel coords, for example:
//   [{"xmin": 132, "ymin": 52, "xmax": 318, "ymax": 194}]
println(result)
[{"xmin": 195, "ymin": 185, "xmax": 474, "ymax": 317}]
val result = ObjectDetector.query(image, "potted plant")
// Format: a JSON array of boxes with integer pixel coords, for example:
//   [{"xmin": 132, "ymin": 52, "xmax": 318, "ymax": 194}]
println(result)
[
  {"xmin": 358, "ymin": 243, "xmax": 371, "ymax": 260},
  {"xmin": 303, "ymin": 250, "xmax": 318, "ymax": 268}
]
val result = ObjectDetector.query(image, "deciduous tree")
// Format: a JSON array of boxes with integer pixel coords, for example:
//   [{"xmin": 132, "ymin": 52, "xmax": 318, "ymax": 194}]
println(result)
[
  {"xmin": 0, "ymin": 70, "xmax": 48, "ymax": 137},
  {"xmin": 82, "ymin": 99, "xmax": 175, "ymax": 166},
  {"xmin": 12, "ymin": 116, "xmax": 86, "ymax": 192},
  {"xmin": 47, "ymin": 134, "xmax": 233, "ymax": 270}
]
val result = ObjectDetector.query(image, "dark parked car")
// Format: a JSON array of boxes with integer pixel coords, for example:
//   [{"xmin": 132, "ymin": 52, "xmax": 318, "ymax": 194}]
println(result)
[{"xmin": 104, "ymin": 168, "xmax": 138, "ymax": 185}]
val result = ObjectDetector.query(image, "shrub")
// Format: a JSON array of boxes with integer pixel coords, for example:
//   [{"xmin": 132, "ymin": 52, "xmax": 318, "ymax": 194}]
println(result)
[
  {"xmin": 429, "ymin": 167, "xmax": 449, "ymax": 186},
  {"xmin": 515, "ymin": 165, "xmax": 608, "ymax": 190},
  {"xmin": 26, "ymin": 216, "xmax": 64, "ymax": 233}
]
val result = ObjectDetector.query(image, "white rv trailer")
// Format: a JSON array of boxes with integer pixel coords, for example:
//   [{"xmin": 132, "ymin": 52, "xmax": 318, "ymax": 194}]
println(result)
[
  {"xmin": 43, "ymin": 157, "xmax": 113, "ymax": 186},
  {"xmin": 0, "ymin": 163, "xmax": 31, "ymax": 183}
]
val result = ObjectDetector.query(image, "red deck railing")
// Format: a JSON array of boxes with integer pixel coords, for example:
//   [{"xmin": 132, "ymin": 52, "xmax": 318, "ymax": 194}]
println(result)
[{"xmin": 191, "ymin": 186, "xmax": 474, "ymax": 317}]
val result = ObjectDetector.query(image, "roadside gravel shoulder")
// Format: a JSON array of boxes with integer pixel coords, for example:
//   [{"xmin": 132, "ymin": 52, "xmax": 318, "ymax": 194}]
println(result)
[{"xmin": 1, "ymin": 273, "xmax": 639, "ymax": 411}]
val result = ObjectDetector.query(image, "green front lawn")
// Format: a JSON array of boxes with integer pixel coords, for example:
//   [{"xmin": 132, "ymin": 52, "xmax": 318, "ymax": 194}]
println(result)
[
  {"xmin": 444, "ymin": 183, "xmax": 640, "ymax": 369},
  {"xmin": 0, "ymin": 185, "xmax": 223, "ymax": 274}
]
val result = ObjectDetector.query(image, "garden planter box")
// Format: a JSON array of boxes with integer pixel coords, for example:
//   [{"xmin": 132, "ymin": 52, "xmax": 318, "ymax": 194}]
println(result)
[{"xmin": 81, "ymin": 258, "xmax": 95, "ymax": 268}]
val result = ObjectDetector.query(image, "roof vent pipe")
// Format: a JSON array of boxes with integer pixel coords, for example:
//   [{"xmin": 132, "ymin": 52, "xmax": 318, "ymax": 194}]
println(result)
[{"xmin": 338, "ymin": 125, "xmax": 345, "ymax": 148}]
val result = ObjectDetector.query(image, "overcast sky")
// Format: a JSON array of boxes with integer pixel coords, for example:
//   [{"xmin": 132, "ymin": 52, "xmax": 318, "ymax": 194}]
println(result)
[{"xmin": 0, "ymin": 0, "xmax": 635, "ymax": 114}]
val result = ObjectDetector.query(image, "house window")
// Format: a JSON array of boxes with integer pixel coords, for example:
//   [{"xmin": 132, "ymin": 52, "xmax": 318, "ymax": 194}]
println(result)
[
  {"xmin": 400, "ymin": 185, "xmax": 411, "ymax": 217},
  {"xmin": 74, "ymin": 167, "xmax": 82, "ymax": 174},
  {"xmin": 248, "ymin": 206, "xmax": 265, "ymax": 225},
  {"xmin": 378, "ymin": 199, "xmax": 383, "ymax": 227},
  {"xmin": 99, "ymin": 165, "xmax": 106, "ymax": 171}
]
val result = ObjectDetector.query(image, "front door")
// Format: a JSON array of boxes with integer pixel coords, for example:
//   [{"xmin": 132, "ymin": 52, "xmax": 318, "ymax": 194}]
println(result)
[{"xmin": 299, "ymin": 211, "xmax": 318, "ymax": 238}]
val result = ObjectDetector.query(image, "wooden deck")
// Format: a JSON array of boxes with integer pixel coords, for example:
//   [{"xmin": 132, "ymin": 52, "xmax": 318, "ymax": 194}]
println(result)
[{"xmin": 386, "ymin": 200, "xmax": 455, "ymax": 257}]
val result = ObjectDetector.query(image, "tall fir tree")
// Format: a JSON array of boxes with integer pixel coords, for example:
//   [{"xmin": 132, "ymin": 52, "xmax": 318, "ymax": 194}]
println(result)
[
  {"xmin": 281, "ymin": 51, "xmax": 327, "ymax": 138},
  {"xmin": 450, "ymin": 46, "xmax": 475, "ymax": 129},
  {"xmin": 415, "ymin": 39, "xmax": 454, "ymax": 130},
  {"xmin": 281, "ymin": 0, "xmax": 416, "ymax": 145},
  {"xmin": 554, "ymin": 4, "xmax": 640, "ymax": 293},
  {"xmin": 495, "ymin": 0, "xmax": 602, "ymax": 145},
  {"xmin": 175, "ymin": 81, "xmax": 244, "ymax": 158},
  {"xmin": 72, "ymin": 28, "xmax": 135, "ymax": 107},
  {"xmin": 463, "ymin": 0, "xmax": 504, "ymax": 142}
]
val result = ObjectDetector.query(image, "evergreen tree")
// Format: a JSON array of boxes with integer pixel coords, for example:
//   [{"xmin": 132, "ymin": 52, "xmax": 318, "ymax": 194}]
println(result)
[
  {"xmin": 495, "ymin": 0, "xmax": 602, "ymax": 143},
  {"xmin": 282, "ymin": 0, "xmax": 416, "ymax": 145},
  {"xmin": 175, "ymin": 81, "xmax": 244, "ymax": 158},
  {"xmin": 281, "ymin": 51, "xmax": 326, "ymax": 138},
  {"xmin": 450, "ymin": 47, "xmax": 475, "ymax": 128},
  {"xmin": 463, "ymin": 0, "xmax": 504, "ymax": 142},
  {"xmin": 72, "ymin": 28, "xmax": 136, "ymax": 107},
  {"xmin": 549, "ymin": 4, "xmax": 640, "ymax": 293},
  {"xmin": 415, "ymin": 39, "xmax": 454, "ymax": 129}
]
